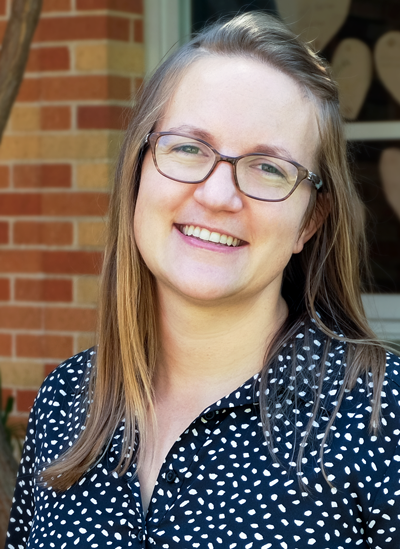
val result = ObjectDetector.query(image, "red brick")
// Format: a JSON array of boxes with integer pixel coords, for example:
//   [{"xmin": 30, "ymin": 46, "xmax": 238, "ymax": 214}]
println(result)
[
  {"xmin": 44, "ymin": 307, "xmax": 97, "ymax": 331},
  {"xmin": 0, "ymin": 21, "xmax": 6, "ymax": 43},
  {"xmin": 77, "ymin": 105, "xmax": 127, "ymax": 130},
  {"xmin": 34, "ymin": 15, "xmax": 129, "ymax": 42},
  {"xmin": 0, "ymin": 278, "xmax": 10, "ymax": 300},
  {"xmin": 133, "ymin": 77, "xmax": 143, "ymax": 94},
  {"xmin": 108, "ymin": 76, "xmax": 131, "ymax": 101},
  {"xmin": 0, "ymin": 194, "xmax": 41, "ymax": 215},
  {"xmin": 0, "ymin": 333, "xmax": 12, "ymax": 356},
  {"xmin": 133, "ymin": 19, "xmax": 143, "ymax": 43},
  {"xmin": 16, "ymin": 278, "xmax": 73, "ymax": 302},
  {"xmin": 14, "ymin": 221, "xmax": 73, "ymax": 245},
  {"xmin": 16, "ymin": 334, "xmax": 73, "ymax": 359},
  {"xmin": 42, "ymin": 251, "xmax": 103, "ymax": 274},
  {"xmin": 44, "ymin": 362, "xmax": 59, "ymax": 376},
  {"xmin": 0, "ymin": 250, "xmax": 102, "ymax": 274},
  {"xmin": 15, "ymin": 78, "xmax": 40, "ymax": 102},
  {"xmin": 40, "ymin": 106, "xmax": 71, "ymax": 130},
  {"xmin": 17, "ymin": 75, "xmax": 130, "ymax": 102},
  {"xmin": 0, "ymin": 0, "xmax": 6, "ymax": 16},
  {"xmin": 16, "ymin": 390, "xmax": 38, "ymax": 412},
  {"xmin": 0, "ymin": 251, "xmax": 42, "ymax": 273},
  {"xmin": 42, "ymin": 0, "xmax": 71, "ymax": 11},
  {"xmin": 76, "ymin": 0, "xmax": 142, "ymax": 13},
  {"xmin": 41, "ymin": 192, "xmax": 109, "ymax": 216},
  {"xmin": 0, "ymin": 221, "xmax": 8, "ymax": 243},
  {"xmin": 0, "ymin": 191, "xmax": 107, "ymax": 217},
  {"xmin": 14, "ymin": 164, "xmax": 71, "ymax": 188},
  {"xmin": 26, "ymin": 47, "xmax": 70, "ymax": 72},
  {"xmin": 1, "ymin": 389, "xmax": 13, "ymax": 410},
  {"xmin": 0, "ymin": 165, "xmax": 10, "ymax": 187},
  {"xmin": 0, "ymin": 306, "xmax": 42, "ymax": 329}
]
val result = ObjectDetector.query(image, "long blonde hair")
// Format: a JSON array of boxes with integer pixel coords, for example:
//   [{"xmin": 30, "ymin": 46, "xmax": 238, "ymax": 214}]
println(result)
[{"xmin": 41, "ymin": 11, "xmax": 386, "ymax": 490}]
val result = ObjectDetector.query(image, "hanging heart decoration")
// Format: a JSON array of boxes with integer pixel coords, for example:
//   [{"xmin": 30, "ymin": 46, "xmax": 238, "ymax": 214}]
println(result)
[
  {"xmin": 275, "ymin": 0, "xmax": 351, "ymax": 51},
  {"xmin": 379, "ymin": 148, "xmax": 400, "ymax": 220},
  {"xmin": 331, "ymin": 38, "xmax": 372, "ymax": 120},
  {"xmin": 375, "ymin": 31, "xmax": 400, "ymax": 105}
]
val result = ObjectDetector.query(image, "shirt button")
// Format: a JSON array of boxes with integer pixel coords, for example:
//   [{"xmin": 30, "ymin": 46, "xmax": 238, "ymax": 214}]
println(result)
[
  {"xmin": 137, "ymin": 530, "xmax": 144, "ymax": 542},
  {"xmin": 204, "ymin": 410, "xmax": 215, "ymax": 421},
  {"xmin": 166, "ymin": 470, "xmax": 178, "ymax": 483}
]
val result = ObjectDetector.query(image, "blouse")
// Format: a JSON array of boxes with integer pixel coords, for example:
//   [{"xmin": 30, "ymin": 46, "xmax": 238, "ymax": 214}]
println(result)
[{"xmin": 6, "ymin": 323, "xmax": 400, "ymax": 549}]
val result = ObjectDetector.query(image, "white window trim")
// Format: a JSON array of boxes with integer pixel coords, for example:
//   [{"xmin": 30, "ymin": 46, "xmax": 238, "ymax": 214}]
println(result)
[
  {"xmin": 346, "ymin": 121, "xmax": 400, "ymax": 141},
  {"xmin": 346, "ymin": 121, "xmax": 400, "ymax": 341},
  {"xmin": 362, "ymin": 294, "xmax": 400, "ymax": 342},
  {"xmin": 144, "ymin": 0, "xmax": 192, "ymax": 75}
]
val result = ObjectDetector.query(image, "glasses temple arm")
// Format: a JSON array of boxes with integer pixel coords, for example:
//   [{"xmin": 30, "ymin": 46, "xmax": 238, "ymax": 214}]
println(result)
[{"xmin": 307, "ymin": 171, "xmax": 323, "ymax": 191}]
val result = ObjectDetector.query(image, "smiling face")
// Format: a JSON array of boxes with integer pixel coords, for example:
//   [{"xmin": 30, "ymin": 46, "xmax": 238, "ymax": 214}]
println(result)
[{"xmin": 134, "ymin": 55, "xmax": 320, "ymax": 306}]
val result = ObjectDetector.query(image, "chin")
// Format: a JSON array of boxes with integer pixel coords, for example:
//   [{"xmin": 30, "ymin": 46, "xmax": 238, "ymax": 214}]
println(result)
[{"xmin": 161, "ymin": 275, "xmax": 242, "ymax": 304}]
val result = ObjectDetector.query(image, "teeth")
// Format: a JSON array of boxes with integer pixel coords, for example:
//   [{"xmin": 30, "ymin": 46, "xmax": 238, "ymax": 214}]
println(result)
[
  {"xmin": 209, "ymin": 232, "xmax": 220, "ymax": 243},
  {"xmin": 180, "ymin": 225, "xmax": 241, "ymax": 247},
  {"xmin": 199, "ymin": 228, "xmax": 211, "ymax": 241}
]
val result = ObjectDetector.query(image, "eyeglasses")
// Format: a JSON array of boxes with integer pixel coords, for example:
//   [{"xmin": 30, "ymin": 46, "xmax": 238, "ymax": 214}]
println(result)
[{"xmin": 144, "ymin": 132, "xmax": 323, "ymax": 202}]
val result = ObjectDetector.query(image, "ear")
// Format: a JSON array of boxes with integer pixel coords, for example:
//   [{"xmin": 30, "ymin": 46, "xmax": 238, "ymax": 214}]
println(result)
[{"xmin": 292, "ymin": 193, "xmax": 330, "ymax": 254}]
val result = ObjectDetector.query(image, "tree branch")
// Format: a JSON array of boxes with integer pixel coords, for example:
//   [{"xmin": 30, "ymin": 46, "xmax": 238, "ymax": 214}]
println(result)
[{"xmin": 0, "ymin": 0, "xmax": 43, "ymax": 143}]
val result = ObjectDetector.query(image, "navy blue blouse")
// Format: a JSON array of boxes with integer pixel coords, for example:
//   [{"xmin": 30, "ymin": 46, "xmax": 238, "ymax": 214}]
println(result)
[{"xmin": 6, "ymin": 324, "xmax": 400, "ymax": 549}]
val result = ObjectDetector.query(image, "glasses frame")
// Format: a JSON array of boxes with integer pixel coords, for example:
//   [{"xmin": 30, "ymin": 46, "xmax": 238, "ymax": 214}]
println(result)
[{"xmin": 144, "ymin": 132, "xmax": 323, "ymax": 203}]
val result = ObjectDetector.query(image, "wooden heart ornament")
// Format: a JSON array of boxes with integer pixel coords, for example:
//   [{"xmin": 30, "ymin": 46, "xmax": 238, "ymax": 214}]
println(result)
[
  {"xmin": 375, "ymin": 31, "xmax": 400, "ymax": 105},
  {"xmin": 379, "ymin": 148, "xmax": 400, "ymax": 219},
  {"xmin": 331, "ymin": 39, "xmax": 372, "ymax": 120},
  {"xmin": 276, "ymin": 0, "xmax": 351, "ymax": 51}
]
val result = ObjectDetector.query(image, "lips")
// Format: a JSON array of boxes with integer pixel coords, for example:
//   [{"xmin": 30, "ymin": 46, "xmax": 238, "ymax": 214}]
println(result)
[{"xmin": 178, "ymin": 224, "xmax": 244, "ymax": 247}]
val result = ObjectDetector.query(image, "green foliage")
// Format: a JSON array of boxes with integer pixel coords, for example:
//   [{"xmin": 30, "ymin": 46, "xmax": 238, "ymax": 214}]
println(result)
[{"xmin": 0, "ymin": 373, "xmax": 26, "ymax": 452}]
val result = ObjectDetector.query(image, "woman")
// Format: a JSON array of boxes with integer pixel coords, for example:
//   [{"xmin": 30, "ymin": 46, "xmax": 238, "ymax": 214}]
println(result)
[{"xmin": 6, "ymin": 11, "xmax": 400, "ymax": 549}]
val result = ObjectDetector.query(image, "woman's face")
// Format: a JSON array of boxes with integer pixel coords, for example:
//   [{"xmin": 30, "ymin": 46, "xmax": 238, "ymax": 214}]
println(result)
[{"xmin": 134, "ymin": 56, "xmax": 320, "ymax": 305}]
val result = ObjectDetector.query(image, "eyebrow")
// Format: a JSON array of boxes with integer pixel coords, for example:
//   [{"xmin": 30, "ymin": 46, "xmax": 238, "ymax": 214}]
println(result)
[{"xmin": 167, "ymin": 124, "xmax": 296, "ymax": 161}]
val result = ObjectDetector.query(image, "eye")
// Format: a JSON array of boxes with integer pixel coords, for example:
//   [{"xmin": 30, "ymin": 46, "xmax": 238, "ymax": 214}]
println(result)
[
  {"xmin": 173, "ymin": 145, "xmax": 201, "ymax": 155},
  {"xmin": 259, "ymin": 163, "xmax": 285, "ymax": 177}
]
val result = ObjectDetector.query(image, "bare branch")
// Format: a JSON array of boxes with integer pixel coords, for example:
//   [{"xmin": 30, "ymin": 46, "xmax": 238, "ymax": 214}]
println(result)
[{"xmin": 0, "ymin": 0, "xmax": 43, "ymax": 142}]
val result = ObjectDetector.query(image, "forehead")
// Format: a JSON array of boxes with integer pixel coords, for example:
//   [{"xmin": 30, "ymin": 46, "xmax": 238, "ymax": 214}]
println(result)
[{"xmin": 159, "ymin": 55, "xmax": 320, "ymax": 166}]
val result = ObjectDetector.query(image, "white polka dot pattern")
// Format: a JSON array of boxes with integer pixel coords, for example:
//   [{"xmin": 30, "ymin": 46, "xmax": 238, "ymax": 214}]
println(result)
[{"xmin": 5, "ymin": 326, "xmax": 400, "ymax": 549}]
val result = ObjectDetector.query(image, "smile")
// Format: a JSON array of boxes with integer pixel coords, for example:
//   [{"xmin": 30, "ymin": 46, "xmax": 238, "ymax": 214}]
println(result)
[{"xmin": 178, "ymin": 225, "xmax": 244, "ymax": 247}]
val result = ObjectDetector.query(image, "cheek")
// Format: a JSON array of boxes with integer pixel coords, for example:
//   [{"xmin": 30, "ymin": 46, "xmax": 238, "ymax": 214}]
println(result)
[
  {"xmin": 255, "ymin": 193, "xmax": 312, "ymax": 256},
  {"xmin": 133, "ymin": 160, "xmax": 160, "ymax": 260},
  {"xmin": 132, "ymin": 188, "xmax": 149, "ymax": 268}
]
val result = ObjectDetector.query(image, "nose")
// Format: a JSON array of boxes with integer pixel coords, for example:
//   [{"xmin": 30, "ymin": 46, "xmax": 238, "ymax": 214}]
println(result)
[{"xmin": 193, "ymin": 159, "xmax": 244, "ymax": 213}]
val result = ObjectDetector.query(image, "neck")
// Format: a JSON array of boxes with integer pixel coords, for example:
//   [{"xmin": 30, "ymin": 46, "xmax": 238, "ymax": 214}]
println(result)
[{"xmin": 154, "ymin": 284, "xmax": 288, "ymax": 406}]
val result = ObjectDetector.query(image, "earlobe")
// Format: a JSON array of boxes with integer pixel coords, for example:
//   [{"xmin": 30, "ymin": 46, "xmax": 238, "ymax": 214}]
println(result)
[{"xmin": 293, "ymin": 193, "xmax": 330, "ymax": 254}]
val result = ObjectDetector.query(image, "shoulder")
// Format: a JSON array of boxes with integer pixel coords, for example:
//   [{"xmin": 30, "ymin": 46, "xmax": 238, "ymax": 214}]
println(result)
[
  {"xmin": 33, "ymin": 347, "xmax": 97, "ymax": 421},
  {"xmin": 333, "ymin": 350, "xmax": 400, "ymax": 440},
  {"xmin": 39, "ymin": 348, "xmax": 96, "ymax": 396},
  {"xmin": 29, "ymin": 348, "xmax": 97, "ymax": 462},
  {"xmin": 384, "ymin": 350, "xmax": 400, "ymax": 388},
  {"xmin": 381, "ymin": 350, "xmax": 400, "ymax": 412}
]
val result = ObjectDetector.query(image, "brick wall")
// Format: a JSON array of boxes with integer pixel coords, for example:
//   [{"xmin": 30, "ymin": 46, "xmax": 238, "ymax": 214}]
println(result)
[{"xmin": 0, "ymin": 0, "xmax": 144, "ymax": 425}]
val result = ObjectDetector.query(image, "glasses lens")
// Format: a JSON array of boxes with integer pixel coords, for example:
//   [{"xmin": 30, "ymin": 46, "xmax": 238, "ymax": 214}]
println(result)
[
  {"xmin": 237, "ymin": 155, "xmax": 298, "ymax": 200},
  {"xmin": 155, "ymin": 134, "xmax": 215, "ymax": 182}
]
